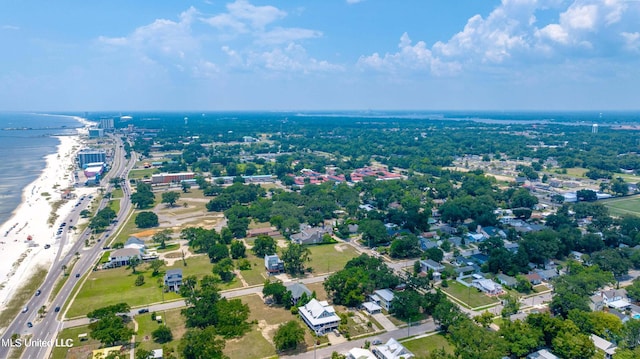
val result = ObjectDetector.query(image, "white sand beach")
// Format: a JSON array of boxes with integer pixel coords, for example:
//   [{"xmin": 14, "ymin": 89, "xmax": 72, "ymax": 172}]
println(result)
[{"xmin": 0, "ymin": 119, "xmax": 99, "ymax": 307}]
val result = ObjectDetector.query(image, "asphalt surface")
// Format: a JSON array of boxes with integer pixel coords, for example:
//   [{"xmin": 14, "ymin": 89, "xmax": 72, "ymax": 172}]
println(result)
[{"xmin": 0, "ymin": 136, "xmax": 135, "ymax": 359}]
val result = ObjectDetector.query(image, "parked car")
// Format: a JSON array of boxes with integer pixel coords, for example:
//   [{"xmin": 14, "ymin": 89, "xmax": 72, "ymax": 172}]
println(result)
[
  {"xmin": 372, "ymin": 339, "xmax": 382, "ymax": 345},
  {"xmin": 44, "ymin": 244, "xmax": 51, "ymax": 249},
  {"xmin": 138, "ymin": 308, "xmax": 149, "ymax": 314}
]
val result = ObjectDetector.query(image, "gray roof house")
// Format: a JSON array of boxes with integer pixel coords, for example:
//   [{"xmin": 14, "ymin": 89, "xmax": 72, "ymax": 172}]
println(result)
[
  {"xmin": 420, "ymin": 259, "xmax": 445, "ymax": 272},
  {"xmin": 371, "ymin": 289, "xmax": 395, "ymax": 311},
  {"xmin": 286, "ymin": 283, "xmax": 312, "ymax": 305},
  {"xmin": 124, "ymin": 236, "xmax": 146, "ymax": 250},
  {"xmin": 291, "ymin": 225, "xmax": 330, "ymax": 245},
  {"xmin": 496, "ymin": 274, "xmax": 518, "ymax": 288},
  {"xmin": 164, "ymin": 269, "xmax": 183, "ymax": 292}
]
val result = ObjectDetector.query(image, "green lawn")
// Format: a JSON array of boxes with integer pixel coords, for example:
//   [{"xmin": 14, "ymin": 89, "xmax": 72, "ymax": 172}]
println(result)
[
  {"xmin": 307, "ymin": 243, "xmax": 359, "ymax": 274},
  {"xmin": 68, "ymin": 254, "xmax": 242, "ymax": 317},
  {"xmin": 128, "ymin": 168, "xmax": 159, "ymax": 180},
  {"xmin": 110, "ymin": 188, "xmax": 124, "ymax": 199},
  {"xmin": 441, "ymin": 281, "xmax": 500, "ymax": 309},
  {"xmin": 107, "ymin": 199, "xmax": 120, "ymax": 215},
  {"xmin": 603, "ymin": 195, "xmax": 640, "ymax": 217},
  {"xmin": 402, "ymin": 334, "xmax": 455, "ymax": 357},
  {"xmin": 135, "ymin": 308, "xmax": 185, "ymax": 356},
  {"xmin": 238, "ymin": 254, "xmax": 268, "ymax": 286},
  {"xmin": 50, "ymin": 325, "xmax": 101, "ymax": 359}
]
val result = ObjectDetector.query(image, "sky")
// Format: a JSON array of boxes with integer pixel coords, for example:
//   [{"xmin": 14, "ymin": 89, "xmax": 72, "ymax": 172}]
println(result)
[{"xmin": 1, "ymin": 0, "xmax": 639, "ymax": 111}]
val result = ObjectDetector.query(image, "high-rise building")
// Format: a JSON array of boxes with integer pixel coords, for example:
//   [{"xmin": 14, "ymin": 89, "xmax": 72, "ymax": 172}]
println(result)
[
  {"xmin": 100, "ymin": 118, "xmax": 114, "ymax": 130},
  {"xmin": 77, "ymin": 149, "xmax": 106, "ymax": 168},
  {"xmin": 592, "ymin": 124, "xmax": 598, "ymax": 134}
]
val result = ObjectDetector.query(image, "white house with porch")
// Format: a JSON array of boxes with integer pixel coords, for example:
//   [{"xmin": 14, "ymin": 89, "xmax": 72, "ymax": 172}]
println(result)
[{"xmin": 298, "ymin": 299, "xmax": 340, "ymax": 335}]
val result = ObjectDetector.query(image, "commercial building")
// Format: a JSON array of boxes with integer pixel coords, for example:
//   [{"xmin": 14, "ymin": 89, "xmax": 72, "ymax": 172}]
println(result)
[
  {"xmin": 78, "ymin": 149, "xmax": 107, "ymax": 168},
  {"xmin": 88, "ymin": 128, "xmax": 104, "ymax": 138},
  {"xmin": 151, "ymin": 172, "xmax": 195, "ymax": 184},
  {"xmin": 100, "ymin": 118, "xmax": 115, "ymax": 130}
]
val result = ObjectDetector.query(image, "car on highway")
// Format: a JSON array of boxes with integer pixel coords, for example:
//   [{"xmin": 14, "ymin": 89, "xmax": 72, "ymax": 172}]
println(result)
[
  {"xmin": 54, "ymin": 306, "xmax": 61, "ymax": 313},
  {"xmin": 35, "ymin": 289, "xmax": 41, "ymax": 296},
  {"xmin": 26, "ymin": 322, "xmax": 33, "ymax": 328},
  {"xmin": 44, "ymin": 244, "xmax": 51, "ymax": 249},
  {"xmin": 22, "ymin": 306, "xmax": 28, "ymax": 313},
  {"xmin": 75, "ymin": 273, "xmax": 80, "ymax": 278},
  {"xmin": 138, "ymin": 308, "xmax": 149, "ymax": 314},
  {"xmin": 372, "ymin": 338, "xmax": 382, "ymax": 345}
]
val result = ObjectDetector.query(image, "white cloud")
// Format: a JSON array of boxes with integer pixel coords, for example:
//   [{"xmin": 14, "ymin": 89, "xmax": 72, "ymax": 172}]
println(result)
[
  {"xmin": 1, "ymin": 25, "xmax": 19, "ymax": 30},
  {"xmin": 346, "ymin": 0, "xmax": 365, "ymax": 4},
  {"xmin": 247, "ymin": 43, "xmax": 343, "ymax": 73},
  {"xmin": 621, "ymin": 31, "xmax": 640, "ymax": 51},
  {"xmin": 256, "ymin": 27, "xmax": 322, "ymax": 45},
  {"xmin": 224, "ymin": 0, "xmax": 286, "ymax": 30}
]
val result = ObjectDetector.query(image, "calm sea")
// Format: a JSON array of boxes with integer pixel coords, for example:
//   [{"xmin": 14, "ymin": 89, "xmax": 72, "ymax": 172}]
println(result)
[{"xmin": 0, "ymin": 112, "xmax": 81, "ymax": 226}]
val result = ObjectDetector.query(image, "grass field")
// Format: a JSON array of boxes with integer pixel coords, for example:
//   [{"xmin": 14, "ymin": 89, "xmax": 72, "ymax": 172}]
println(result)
[
  {"xmin": 135, "ymin": 308, "xmax": 185, "ymax": 355},
  {"xmin": 603, "ymin": 195, "xmax": 640, "ymax": 217},
  {"xmin": 238, "ymin": 254, "xmax": 269, "ymax": 286},
  {"xmin": 441, "ymin": 281, "xmax": 500, "ymax": 309},
  {"xmin": 128, "ymin": 168, "xmax": 159, "ymax": 180},
  {"xmin": 50, "ymin": 325, "xmax": 100, "ymax": 359},
  {"xmin": 224, "ymin": 327, "xmax": 276, "ymax": 359},
  {"xmin": 67, "ymin": 254, "xmax": 241, "ymax": 317},
  {"xmin": 402, "ymin": 334, "xmax": 455, "ymax": 357},
  {"xmin": 307, "ymin": 243, "xmax": 359, "ymax": 274}
]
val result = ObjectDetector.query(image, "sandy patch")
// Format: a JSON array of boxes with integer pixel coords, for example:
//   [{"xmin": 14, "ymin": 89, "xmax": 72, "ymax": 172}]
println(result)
[{"xmin": 257, "ymin": 319, "xmax": 278, "ymax": 345}]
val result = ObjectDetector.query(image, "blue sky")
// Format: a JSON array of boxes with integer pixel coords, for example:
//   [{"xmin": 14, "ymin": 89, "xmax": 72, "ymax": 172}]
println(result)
[{"xmin": 1, "ymin": 0, "xmax": 639, "ymax": 111}]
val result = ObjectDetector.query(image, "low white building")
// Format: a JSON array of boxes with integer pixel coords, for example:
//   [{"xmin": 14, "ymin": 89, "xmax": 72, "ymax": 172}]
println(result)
[
  {"xmin": 372, "ymin": 338, "xmax": 414, "ymax": 359},
  {"xmin": 298, "ymin": 299, "xmax": 340, "ymax": 335},
  {"xmin": 370, "ymin": 289, "xmax": 395, "ymax": 311},
  {"xmin": 472, "ymin": 278, "xmax": 503, "ymax": 295},
  {"xmin": 347, "ymin": 348, "xmax": 376, "ymax": 359}
]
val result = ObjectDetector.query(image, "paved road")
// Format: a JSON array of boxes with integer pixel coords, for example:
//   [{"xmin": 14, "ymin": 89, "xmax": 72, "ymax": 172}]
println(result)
[{"xmin": 0, "ymin": 136, "xmax": 135, "ymax": 359}]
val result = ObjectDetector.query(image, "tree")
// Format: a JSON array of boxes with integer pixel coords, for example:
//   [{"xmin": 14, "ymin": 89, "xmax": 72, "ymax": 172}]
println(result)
[
  {"xmin": 180, "ymin": 327, "xmax": 228, "ymax": 359},
  {"xmin": 162, "ymin": 191, "xmax": 181, "ymax": 207},
  {"xmin": 390, "ymin": 290, "xmax": 423, "ymax": 322},
  {"xmin": 359, "ymin": 219, "xmax": 390, "ymax": 247},
  {"xmin": 208, "ymin": 243, "xmax": 229, "ymax": 263},
  {"xmin": 181, "ymin": 181, "xmax": 191, "ymax": 193},
  {"xmin": 577, "ymin": 189, "xmax": 597, "ymax": 202},
  {"xmin": 590, "ymin": 248, "xmax": 631, "ymax": 279},
  {"xmin": 389, "ymin": 234, "xmax": 421, "ymax": 258},
  {"xmin": 130, "ymin": 184, "xmax": 155, "ymax": 209},
  {"xmin": 212, "ymin": 258, "xmax": 235, "ymax": 282},
  {"xmin": 500, "ymin": 320, "xmax": 544, "ymax": 358},
  {"xmin": 432, "ymin": 299, "xmax": 465, "ymax": 333},
  {"xmin": 135, "ymin": 211, "xmax": 159, "ymax": 228},
  {"xmin": 214, "ymin": 298, "xmax": 251, "ymax": 338},
  {"xmin": 89, "ymin": 305, "xmax": 134, "ymax": 347},
  {"xmin": 281, "ymin": 242, "xmax": 311, "ymax": 275},
  {"xmin": 152, "ymin": 325, "xmax": 173, "ymax": 343},
  {"xmin": 152, "ymin": 229, "xmax": 173, "ymax": 249},
  {"xmin": 263, "ymin": 280, "xmax": 288, "ymax": 305},
  {"xmin": 135, "ymin": 274, "xmax": 145, "ymax": 286},
  {"xmin": 552, "ymin": 328, "xmax": 595, "ymax": 359},
  {"xmin": 149, "ymin": 259, "xmax": 166, "ymax": 276},
  {"xmin": 230, "ymin": 240, "xmax": 246, "ymax": 259},
  {"xmin": 252, "ymin": 235, "xmax": 277, "ymax": 257},
  {"xmin": 273, "ymin": 320, "xmax": 305, "ymax": 351},
  {"xmin": 626, "ymin": 278, "xmax": 640, "ymax": 302},
  {"xmin": 128, "ymin": 256, "xmax": 141, "ymax": 274},
  {"xmin": 135, "ymin": 349, "xmax": 153, "ymax": 359}
]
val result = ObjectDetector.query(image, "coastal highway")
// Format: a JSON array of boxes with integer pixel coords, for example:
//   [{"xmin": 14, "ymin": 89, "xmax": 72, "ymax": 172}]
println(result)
[{"xmin": 0, "ymin": 136, "xmax": 135, "ymax": 359}]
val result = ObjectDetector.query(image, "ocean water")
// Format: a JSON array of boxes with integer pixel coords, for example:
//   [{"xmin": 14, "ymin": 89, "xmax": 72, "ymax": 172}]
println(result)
[{"xmin": 0, "ymin": 112, "xmax": 81, "ymax": 226}]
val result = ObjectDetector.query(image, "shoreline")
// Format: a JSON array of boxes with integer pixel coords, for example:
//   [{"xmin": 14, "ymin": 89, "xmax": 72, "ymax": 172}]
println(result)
[{"xmin": 0, "ymin": 116, "xmax": 97, "ymax": 310}]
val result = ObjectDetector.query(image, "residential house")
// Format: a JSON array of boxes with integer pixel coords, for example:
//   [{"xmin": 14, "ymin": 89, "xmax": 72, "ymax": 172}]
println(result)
[
  {"xmin": 372, "ymin": 338, "xmax": 415, "ymax": 359},
  {"xmin": 455, "ymin": 265, "xmax": 478, "ymax": 278},
  {"xmin": 361, "ymin": 301, "xmax": 382, "ymax": 314},
  {"xmin": 607, "ymin": 309, "xmax": 630, "ymax": 323},
  {"xmin": 107, "ymin": 248, "xmax": 142, "ymax": 268},
  {"xmin": 164, "ymin": 269, "xmax": 183, "ymax": 292},
  {"xmin": 264, "ymin": 254, "xmax": 284, "ymax": 275},
  {"xmin": 419, "ymin": 237, "xmax": 439, "ymax": 250},
  {"xmin": 504, "ymin": 242, "xmax": 519, "ymax": 253},
  {"xmin": 472, "ymin": 279, "xmax": 503, "ymax": 295},
  {"xmin": 481, "ymin": 226, "xmax": 506, "ymax": 239},
  {"xmin": 527, "ymin": 349, "xmax": 559, "ymax": 359},
  {"xmin": 420, "ymin": 259, "xmax": 445, "ymax": 273},
  {"xmin": 298, "ymin": 299, "xmax": 340, "ymax": 335},
  {"xmin": 371, "ymin": 289, "xmax": 395, "ymax": 311},
  {"xmin": 347, "ymin": 348, "xmax": 376, "ymax": 359},
  {"xmin": 465, "ymin": 232, "xmax": 485, "ymax": 243},
  {"xmin": 536, "ymin": 269, "xmax": 558, "ymax": 282},
  {"xmin": 525, "ymin": 273, "xmax": 542, "ymax": 285},
  {"xmin": 570, "ymin": 251, "xmax": 585, "ymax": 262},
  {"xmin": 470, "ymin": 253, "xmax": 489, "ymax": 265},
  {"xmin": 590, "ymin": 334, "xmax": 617, "ymax": 359},
  {"xmin": 291, "ymin": 225, "xmax": 330, "ymax": 245},
  {"xmin": 286, "ymin": 282, "xmax": 312, "ymax": 305},
  {"xmin": 448, "ymin": 236, "xmax": 463, "ymax": 247},
  {"xmin": 496, "ymin": 274, "xmax": 518, "ymax": 288},
  {"xmin": 151, "ymin": 349, "xmax": 163, "ymax": 359}
]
